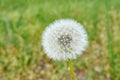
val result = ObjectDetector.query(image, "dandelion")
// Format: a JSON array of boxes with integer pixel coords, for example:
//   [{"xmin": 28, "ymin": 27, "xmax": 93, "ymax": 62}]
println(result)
[
  {"xmin": 42, "ymin": 19, "xmax": 88, "ymax": 80},
  {"xmin": 42, "ymin": 19, "xmax": 88, "ymax": 61}
]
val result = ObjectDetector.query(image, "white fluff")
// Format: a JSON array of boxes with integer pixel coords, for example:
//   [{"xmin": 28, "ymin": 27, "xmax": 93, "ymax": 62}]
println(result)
[{"xmin": 42, "ymin": 19, "xmax": 88, "ymax": 61}]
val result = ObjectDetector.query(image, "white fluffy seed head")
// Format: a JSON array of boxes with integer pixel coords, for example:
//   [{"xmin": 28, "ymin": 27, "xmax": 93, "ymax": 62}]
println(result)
[{"xmin": 42, "ymin": 19, "xmax": 88, "ymax": 61}]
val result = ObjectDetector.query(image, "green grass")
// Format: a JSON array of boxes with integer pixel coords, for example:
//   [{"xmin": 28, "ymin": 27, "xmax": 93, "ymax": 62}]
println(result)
[{"xmin": 0, "ymin": 0, "xmax": 120, "ymax": 80}]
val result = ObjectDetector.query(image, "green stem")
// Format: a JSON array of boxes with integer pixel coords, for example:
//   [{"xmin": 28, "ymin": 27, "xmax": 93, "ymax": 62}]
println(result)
[{"xmin": 68, "ymin": 60, "xmax": 75, "ymax": 80}]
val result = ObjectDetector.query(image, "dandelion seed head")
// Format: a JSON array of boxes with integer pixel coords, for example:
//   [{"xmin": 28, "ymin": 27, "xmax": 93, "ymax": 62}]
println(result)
[{"xmin": 42, "ymin": 19, "xmax": 88, "ymax": 61}]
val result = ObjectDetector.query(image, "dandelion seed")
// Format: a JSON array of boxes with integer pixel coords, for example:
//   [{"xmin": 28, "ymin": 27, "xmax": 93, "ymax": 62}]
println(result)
[{"xmin": 42, "ymin": 19, "xmax": 88, "ymax": 61}]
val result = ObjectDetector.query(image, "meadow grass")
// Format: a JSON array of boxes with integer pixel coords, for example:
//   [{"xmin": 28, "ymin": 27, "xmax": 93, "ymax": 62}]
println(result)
[{"xmin": 0, "ymin": 0, "xmax": 120, "ymax": 80}]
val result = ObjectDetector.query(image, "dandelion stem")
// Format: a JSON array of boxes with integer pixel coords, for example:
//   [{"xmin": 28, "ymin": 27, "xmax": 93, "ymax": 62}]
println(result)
[{"xmin": 68, "ymin": 60, "xmax": 75, "ymax": 80}]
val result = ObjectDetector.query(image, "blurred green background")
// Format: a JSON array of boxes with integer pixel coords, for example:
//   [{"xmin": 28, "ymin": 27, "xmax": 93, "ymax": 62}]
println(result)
[{"xmin": 0, "ymin": 0, "xmax": 120, "ymax": 80}]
